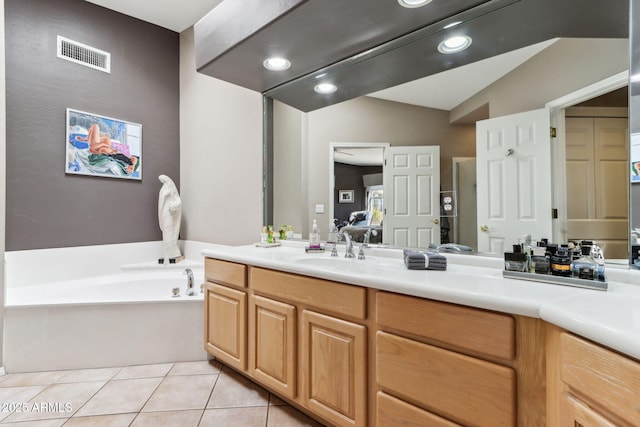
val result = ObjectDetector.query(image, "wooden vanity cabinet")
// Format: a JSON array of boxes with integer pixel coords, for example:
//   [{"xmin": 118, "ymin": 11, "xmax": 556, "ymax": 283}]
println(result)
[
  {"xmin": 250, "ymin": 267, "xmax": 368, "ymax": 427},
  {"xmin": 301, "ymin": 309, "xmax": 367, "ymax": 427},
  {"xmin": 204, "ymin": 257, "xmax": 550, "ymax": 427},
  {"xmin": 204, "ymin": 259, "xmax": 248, "ymax": 371},
  {"xmin": 375, "ymin": 291, "xmax": 544, "ymax": 427},
  {"xmin": 248, "ymin": 294, "xmax": 297, "ymax": 399},
  {"xmin": 547, "ymin": 325, "xmax": 640, "ymax": 427}
]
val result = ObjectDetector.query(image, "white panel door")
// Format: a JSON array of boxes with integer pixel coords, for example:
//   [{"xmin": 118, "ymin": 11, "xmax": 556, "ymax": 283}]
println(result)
[
  {"xmin": 383, "ymin": 146, "xmax": 440, "ymax": 248},
  {"xmin": 476, "ymin": 108, "xmax": 552, "ymax": 253}
]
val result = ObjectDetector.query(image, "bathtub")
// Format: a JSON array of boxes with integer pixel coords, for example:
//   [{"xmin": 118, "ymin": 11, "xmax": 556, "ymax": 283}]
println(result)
[{"xmin": 4, "ymin": 241, "xmax": 213, "ymax": 373}]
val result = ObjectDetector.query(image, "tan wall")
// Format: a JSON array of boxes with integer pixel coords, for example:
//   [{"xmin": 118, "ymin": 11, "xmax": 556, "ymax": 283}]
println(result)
[
  {"xmin": 451, "ymin": 38, "xmax": 629, "ymax": 122},
  {"xmin": 274, "ymin": 97, "xmax": 475, "ymax": 237},
  {"xmin": 180, "ymin": 28, "xmax": 264, "ymax": 245}
]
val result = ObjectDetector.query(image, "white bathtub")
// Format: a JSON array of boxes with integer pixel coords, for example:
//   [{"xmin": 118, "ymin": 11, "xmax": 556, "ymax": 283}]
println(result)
[{"xmin": 4, "ymin": 242, "xmax": 213, "ymax": 373}]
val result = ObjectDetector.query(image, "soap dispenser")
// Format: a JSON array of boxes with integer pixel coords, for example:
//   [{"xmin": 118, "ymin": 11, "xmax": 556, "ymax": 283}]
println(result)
[{"xmin": 309, "ymin": 220, "xmax": 321, "ymax": 249}]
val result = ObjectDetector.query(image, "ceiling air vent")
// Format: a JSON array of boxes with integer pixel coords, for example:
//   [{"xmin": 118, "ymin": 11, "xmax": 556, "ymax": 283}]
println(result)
[{"xmin": 57, "ymin": 36, "xmax": 110, "ymax": 73}]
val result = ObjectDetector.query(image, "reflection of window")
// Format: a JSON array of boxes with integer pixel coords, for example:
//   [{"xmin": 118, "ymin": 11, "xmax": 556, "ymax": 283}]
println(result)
[{"xmin": 366, "ymin": 185, "xmax": 384, "ymax": 225}]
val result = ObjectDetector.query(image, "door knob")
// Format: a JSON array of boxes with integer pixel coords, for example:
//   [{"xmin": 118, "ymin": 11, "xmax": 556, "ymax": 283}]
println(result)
[
  {"xmin": 505, "ymin": 148, "xmax": 514, "ymax": 157},
  {"xmin": 432, "ymin": 218, "xmax": 440, "ymax": 225},
  {"xmin": 480, "ymin": 225, "xmax": 489, "ymax": 232}
]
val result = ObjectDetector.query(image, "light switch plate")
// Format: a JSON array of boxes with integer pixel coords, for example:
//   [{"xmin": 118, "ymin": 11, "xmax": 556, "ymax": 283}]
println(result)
[{"xmin": 315, "ymin": 204, "xmax": 325, "ymax": 214}]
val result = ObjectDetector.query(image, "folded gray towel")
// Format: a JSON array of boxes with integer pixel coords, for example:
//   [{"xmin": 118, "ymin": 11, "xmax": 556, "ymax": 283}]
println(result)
[{"xmin": 403, "ymin": 249, "xmax": 447, "ymax": 271}]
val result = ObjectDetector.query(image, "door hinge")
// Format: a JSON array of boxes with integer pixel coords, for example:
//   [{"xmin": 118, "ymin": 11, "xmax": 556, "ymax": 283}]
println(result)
[
  {"xmin": 551, "ymin": 208, "xmax": 558, "ymax": 219},
  {"xmin": 384, "ymin": 159, "xmax": 387, "ymax": 166},
  {"xmin": 384, "ymin": 208, "xmax": 387, "ymax": 215},
  {"xmin": 550, "ymin": 127, "xmax": 557, "ymax": 138}
]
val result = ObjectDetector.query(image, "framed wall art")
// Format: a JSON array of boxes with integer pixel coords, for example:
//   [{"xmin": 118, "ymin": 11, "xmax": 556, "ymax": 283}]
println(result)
[
  {"xmin": 339, "ymin": 190, "xmax": 354, "ymax": 203},
  {"xmin": 66, "ymin": 108, "xmax": 142, "ymax": 180}
]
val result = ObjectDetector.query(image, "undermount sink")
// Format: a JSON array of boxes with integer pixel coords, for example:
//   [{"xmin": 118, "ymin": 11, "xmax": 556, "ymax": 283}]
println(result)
[{"xmin": 287, "ymin": 254, "xmax": 383, "ymax": 273}]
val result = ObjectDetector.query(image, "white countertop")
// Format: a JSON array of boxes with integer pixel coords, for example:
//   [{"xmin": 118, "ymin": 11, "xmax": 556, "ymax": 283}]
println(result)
[{"xmin": 202, "ymin": 241, "xmax": 640, "ymax": 360}]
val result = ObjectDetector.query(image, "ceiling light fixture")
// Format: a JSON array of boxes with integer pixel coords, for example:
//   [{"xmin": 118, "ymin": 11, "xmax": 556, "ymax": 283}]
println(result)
[
  {"xmin": 397, "ymin": 0, "xmax": 432, "ymax": 8},
  {"xmin": 263, "ymin": 57, "xmax": 291, "ymax": 71},
  {"xmin": 314, "ymin": 83, "xmax": 337, "ymax": 94},
  {"xmin": 437, "ymin": 35, "xmax": 472, "ymax": 54},
  {"xmin": 443, "ymin": 21, "xmax": 462, "ymax": 29}
]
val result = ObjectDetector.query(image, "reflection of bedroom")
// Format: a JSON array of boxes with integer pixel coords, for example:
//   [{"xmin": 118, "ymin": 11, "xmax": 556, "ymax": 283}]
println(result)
[{"xmin": 334, "ymin": 154, "xmax": 384, "ymax": 243}]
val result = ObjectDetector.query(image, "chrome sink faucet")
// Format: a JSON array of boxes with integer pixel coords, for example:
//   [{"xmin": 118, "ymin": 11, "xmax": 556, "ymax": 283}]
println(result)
[
  {"xmin": 362, "ymin": 228, "xmax": 378, "ymax": 248},
  {"xmin": 341, "ymin": 231, "xmax": 356, "ymax": 259},
  {"xmin": 184, "ymin": 268, "xmax": 195, "ymax": 296}
]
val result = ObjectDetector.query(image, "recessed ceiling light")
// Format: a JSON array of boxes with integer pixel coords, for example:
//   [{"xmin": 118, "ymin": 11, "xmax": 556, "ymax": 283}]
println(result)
[
  {"xmin": 444, "ymin": 21, "xmax": 462, "ymax": 29},
  {"xmin": 397, "ymin": 0, "xmax": 432, "ymax": 8},
  {"xmin": 263, "ymin": 57, "xmax": 291, "ymax": 71},
  {"xmin": 314, "ymin": 83, "xmax": 337, "ymax": 94},
  {"xmin": 437, "ymin": 35, "xmax": 472, "ymax": 54}
]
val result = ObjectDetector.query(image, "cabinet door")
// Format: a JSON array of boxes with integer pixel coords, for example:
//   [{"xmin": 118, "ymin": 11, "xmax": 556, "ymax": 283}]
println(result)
[
  {"xmin": 560, "ymin": 393, "xmax": 617, "ymax": 427},
  {"xmin": 301, "ymin": 310, "xmax": 366, "ymax": 427},
  {"xmin": 249, "ymin": 295, "xmax": 297, "ymax": 399},
  {"xmin": 205, "ymin": 283, "xmax": 247, "ymax": 371}
]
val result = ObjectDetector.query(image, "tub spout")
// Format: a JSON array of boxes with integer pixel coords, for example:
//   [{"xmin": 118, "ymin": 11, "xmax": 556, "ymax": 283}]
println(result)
[{"xmin": 184, "ymin": 268, "xmax": 195, "ymax": 296}]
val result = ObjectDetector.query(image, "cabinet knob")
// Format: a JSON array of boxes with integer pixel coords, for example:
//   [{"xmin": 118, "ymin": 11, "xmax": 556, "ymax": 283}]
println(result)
[{"xmin": 505, "ymin": 148, "xmax": 515, "ymax": 157}]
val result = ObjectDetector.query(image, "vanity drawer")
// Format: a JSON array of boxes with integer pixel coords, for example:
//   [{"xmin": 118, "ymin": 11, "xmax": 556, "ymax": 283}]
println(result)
[
  {"xmin": 376, "ymin": 331, "xmax": 516, "ymax": 427},
  {"xmin": 249, "ymin": 267, "xmax": 366, "ymax": 320},
  {"xmin": 205, "ymin": 258, "xmax": 247, "ymax": 288},
  {"xmin": 377, "ymin": 392, "xmax": 461, "ymax": 427},
  {"xmin": 376, "ymin": 291, "xmax": 515, "ymax": 360},
  {"xmin": 560, "ymin": 332, "xmax": 640, "ymax": 425}
]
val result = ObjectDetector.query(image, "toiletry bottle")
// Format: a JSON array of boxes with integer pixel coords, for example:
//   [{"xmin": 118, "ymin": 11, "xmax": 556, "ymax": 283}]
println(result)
[
  {"xmin": 592, "ymin": 244, "xmax": 606, "ymax": 281},
  {"xmin": 327, "ymin": 222, "xmax": 339, "ymax": 246},
  {"xmin": 309, "ymin": 220, "xmax": 321, "ymax": 249},
  {"xmin": 531, "ymin": 242, "xmax": 550, "ymax": 274},
  {"xmin": 571, "ymin": 245, "xmax": 597, "ymax": 280},
  {"xmin": 260, "ymin": 226, "xmax": 268, "ymax": 244},
  {"xmin": 550, "ymin": 245, "xmax": 572, "ymax": 277},
  {"xmin": 504, "ymin": 244, "xmax": 528, "ymax": 272}
]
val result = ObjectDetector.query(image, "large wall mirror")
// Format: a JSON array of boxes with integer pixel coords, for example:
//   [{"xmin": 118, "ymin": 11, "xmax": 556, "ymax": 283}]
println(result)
[{"xmin": 265, "ymin": 0, "xmax": 638, "ymax": 266}]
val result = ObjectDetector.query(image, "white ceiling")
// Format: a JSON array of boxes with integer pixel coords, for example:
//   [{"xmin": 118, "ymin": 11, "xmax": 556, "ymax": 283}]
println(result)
[
  {"xmin": 85, "ymin": 0, "xmax": 223, "ymax": 33},
  {"xmin": 368, "ymin": 38, "xmax": 559, "ymax": 110},
  {"xmin": 85, "ymin": 1, "xmax": 557, "ymax": 111}
]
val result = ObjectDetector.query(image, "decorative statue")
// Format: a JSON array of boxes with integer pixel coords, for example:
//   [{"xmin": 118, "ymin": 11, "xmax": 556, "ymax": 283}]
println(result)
[{"xmin": 158, "ymin": 175, "xmax": 182, "ymax": 264}]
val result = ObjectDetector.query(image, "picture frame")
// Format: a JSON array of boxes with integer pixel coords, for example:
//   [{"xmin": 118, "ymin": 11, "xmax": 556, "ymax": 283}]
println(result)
[
  {"xmin": 66, "ymin": 108, "xmax": 142, "ymax": 180},
  {"xmin": 339, "ymin": 190, "xmax": 354, "ymax": 203}
]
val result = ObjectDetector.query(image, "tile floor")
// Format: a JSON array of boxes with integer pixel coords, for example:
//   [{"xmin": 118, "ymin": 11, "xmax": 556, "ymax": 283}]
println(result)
[{"xmin": 0, "ymin": 360, "xmax": 324, "ymax": 426}]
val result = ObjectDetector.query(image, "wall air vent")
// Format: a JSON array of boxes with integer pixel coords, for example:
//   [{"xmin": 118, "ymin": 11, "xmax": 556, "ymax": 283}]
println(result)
[{"xmin": 57, "ymin": 36, "xmax": 110, "ymax": 73}]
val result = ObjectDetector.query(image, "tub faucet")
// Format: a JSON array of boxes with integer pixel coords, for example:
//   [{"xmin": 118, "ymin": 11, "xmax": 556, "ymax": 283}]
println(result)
[{"xmin": 184, "ymin": 268, "xmax": 195, "ymax": 296}]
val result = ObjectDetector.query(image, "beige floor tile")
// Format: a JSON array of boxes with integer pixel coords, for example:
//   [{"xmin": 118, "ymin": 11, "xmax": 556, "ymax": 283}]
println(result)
[
  {"xmin": 74, "ymin": 377, "xmax": 162, "ymax": 417},
  {"xmin": 130, "ymin": 409, "xmax": 203, "ymax": 427},
  {"xmin": 0, "ymin": 386, "xmax": 47, "ymax": 422},
  {"xmin": 200, "ymin": 407, "xmax": 268, "ymax": 427},
  {"xmin": 111, "ymin": 363, "xmax": 174, "ymax": 380},
  {"xmin": 0, "ymin": 374, "xmax": 11, "ymax": 385},
  {"xmin": 207, "ymin": 369, "xmax": 269, "ymax": 409},
  {"xmin": 3, "ymin": 381, "xmax": 105, "ymax": 423},
  {"xmin": 267, "ymin": 405, "xmax": 325, "ymax": 427},
  {"xmin": 64, "ymin": 413, "xmax": 137, "ymax": 426},
  {"xmin": 269, "ymin": 394, "xmax": 287, "ymax": 406},
  {"xmin": 0, "ymin": 371, "xmax": 69, "ymax": 387},
  {"xmin": 0, "ymin": 419, "xmax": 68, "ymax": 426},
  {"xmin": 141, "ymin": 374, "xmax": 217, "ymax": 412},
  {"xmin": 56, "ymin": 368, "xmax": 121, "ymax": 384},
  {"xmin": 167, "ymin": 360, "xmax": 221, "ymax": 376}
]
